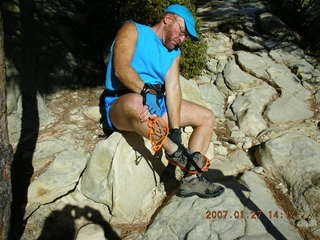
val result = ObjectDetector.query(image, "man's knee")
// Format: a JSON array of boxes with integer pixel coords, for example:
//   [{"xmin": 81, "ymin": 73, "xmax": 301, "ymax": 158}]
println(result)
[
  {"xmin": 110, "ymin": 93, "xmax": 144, "ymax": 127},
  {"xmin": 202, "ymin": 108, "xmax": 216, "ymax": 129},
  {"xmin": 116, "ymin": 93, "xmax": 143, "ymax": 116}
]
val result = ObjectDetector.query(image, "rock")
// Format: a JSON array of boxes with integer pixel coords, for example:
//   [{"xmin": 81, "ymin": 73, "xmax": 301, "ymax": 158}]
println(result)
[
  {"xmin": 223, "ymin": 59, "xmax": 261, "ymax": 91},
  {"xmin": 264, "ymin": 64, "xmax": 313, "ymax": 123},
  {"xmin": 242, "ymin": 137, "xmax": 253, "ymax": 150},
  {"xmin": 296, "ymin": 218, "xmax": 317, "ymax": 228},
  {"xmin": 258, "ymin": 12, "xmax": 291, "ymax": 39},
  {"xmin": 8, "ymin": 93, "xmax": 56, "ymax": 146},
  {"xmin": 32, "ymin": 138, "xmax": 70, "ymax": 173},
  {"xmin": 199, "ymin": 83, "xmax": 225, "ymax": 118},
  {"xmin": 230, "ymin": 130, "xmax": 246, "ymax": 144},
  {"xmin": 316, "ymin": 89, "xmax": 320, "ymax": 104},
  {"xmin": 22, "ymin": 189, "xmax": 112, "ymax": 240},
  {"xmin": 83, "ymin": 106, "xmax": 101, "ymax": 122},
  {"xmin": 239, "ymin": 233, "xmax": 283, "ymax": 240},
  {"xmin": 214, "ymin": 145, "xmax": 228, "ymax": 156},
  {"xmin": 255, "ymin": 133, "xmax": 320, "ymax": 222},
  {"xmin": 240, "ymin": 171, "xmax": 303, "ymax": 239},
  {"xmin": 206, "ymin": 58, "xmax": 218, "ymax": 73},
  {"xmin": 80, "ymin": 132, "xmax": 167, "ymax": 224},
  {"xmin": 216, "ymin": 57, "xmax": 228, "ymax": 73},
  {"xmin": 206, "ymin": 33, "xmax": 233, "ymax": 57},
  {"xmin": 7, "ymin": 113, "xmax": 22, "ymax": 146},
  {"xmin": 196, "ymin": 74, "xmax": 212, "ymax": 84},
  {"xmin": 231, "ymin": 85, "xmax": 277, "ymax": 137},
  {"xmin": 137, "ymin": 188, "xmax": 246, "ymax": 240},
  {"xmin": 6, "ymin": 78, "xmax": 20, "ymax": 115},
  {"xmin": 276, "ymin": 182, "xmax": 288, "ymax": 194},
  {"xmin": 252, "ymin": 166, "xmax": 265, "ymax": 175},
  {"xmin": 215, "ymin": 73, "xmax": 232, "ymax": 96},
  {"xmin": 76, "ymin": 224, "xmax": 106, "ymax": 240},
  {"xmin": 236, "ymin": 35, "xmax": 264, "ymax": 51},
  {"xmin": 269, "ymin": 47, "xmax": 307, "ymax": 68},
  {"xmin": 267, "ymin": 64, "xmax": 310, "ymax": 100},
  {"xmin": 212, "ymin": 149, "xmax": 254, "ymax": 176},
  {"xmin": 180, "ymin": 75, "xmax": 211, "ymax": 109},
  {"xmin": 236, "ymin": 51, "xmax": 271, "ymax": 80},
  {"xmin": 265, "ymin": 95, "xmax": 314, "ymax": 123},
  {"xmin": 26, "ymin": 150, "xmax": 88, "ymax": 218}
]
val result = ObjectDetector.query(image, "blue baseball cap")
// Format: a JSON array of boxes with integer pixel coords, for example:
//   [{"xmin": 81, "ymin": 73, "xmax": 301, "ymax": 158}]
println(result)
[{"xmin": 165, "ymin": 4, "xmax": 199, "ymax": 40}]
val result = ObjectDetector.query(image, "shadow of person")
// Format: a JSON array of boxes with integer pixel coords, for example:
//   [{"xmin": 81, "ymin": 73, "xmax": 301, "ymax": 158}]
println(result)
[
  {"xmin": 204, "ymin": 169, "xmax": 288, "ymax": 240},
  {"xmin": 122, "ymin": 132, "xmax": 180, "ymax": 194},
  {"xmin": 37, "ymin": 205, "xmax": 120, "ymax": 240}
]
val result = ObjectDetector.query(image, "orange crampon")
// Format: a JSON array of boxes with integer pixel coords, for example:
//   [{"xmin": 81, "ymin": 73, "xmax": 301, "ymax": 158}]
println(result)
[{"xmin": 147, "ymin": 117, "xmax": 169, "ymax": 152}]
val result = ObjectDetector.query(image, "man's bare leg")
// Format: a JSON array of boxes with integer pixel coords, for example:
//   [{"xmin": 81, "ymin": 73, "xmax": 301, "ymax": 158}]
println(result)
[
  {"xmin": 179, "ymin": 100, "xmax": 215, "ymax": 155},
  {"xmin": 110, "ymin": 93, "xmax": 224, "ymax": 198},
  {"xmin": 110, "ymin": 94, "xmax": 215, "ymax": 155}
]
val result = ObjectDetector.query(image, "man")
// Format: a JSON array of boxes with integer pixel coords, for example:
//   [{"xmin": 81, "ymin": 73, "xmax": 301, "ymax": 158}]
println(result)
[{"xmin": 104, "ymin": 4, "xmax": 224, "ymax": 198}]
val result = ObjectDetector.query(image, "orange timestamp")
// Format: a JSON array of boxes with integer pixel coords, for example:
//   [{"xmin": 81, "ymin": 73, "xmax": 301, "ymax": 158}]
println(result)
[{"xmin": 205, "ymin": 210, "xmax": 299, "ymax": 220}]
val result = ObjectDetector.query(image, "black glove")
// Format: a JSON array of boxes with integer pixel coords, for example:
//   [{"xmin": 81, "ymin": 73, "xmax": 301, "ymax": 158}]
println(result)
[
  {"xmin": 140, "ymin": 83, "xmax": 164, "ymax": 116},
  {"xmin": 168, "ymin": 128, "xmax": 182, "ymax": 145}
]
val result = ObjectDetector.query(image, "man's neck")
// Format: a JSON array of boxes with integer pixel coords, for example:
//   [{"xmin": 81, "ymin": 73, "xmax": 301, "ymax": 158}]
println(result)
[{"xmin": 152, "ymin": 23, "xmax": 165, "ymax": 42}]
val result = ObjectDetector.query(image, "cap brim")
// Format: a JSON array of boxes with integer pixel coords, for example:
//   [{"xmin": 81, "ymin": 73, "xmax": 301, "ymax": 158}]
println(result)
[{"xmin": 185, "ymin": 20, "xmax": 199, "ymax": 41}]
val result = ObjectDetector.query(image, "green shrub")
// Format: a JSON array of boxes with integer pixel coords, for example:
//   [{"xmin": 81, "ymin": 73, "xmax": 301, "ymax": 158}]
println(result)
[{"xmin": 117, "ymin": 0, "xmax": 207, "ymax": 78}]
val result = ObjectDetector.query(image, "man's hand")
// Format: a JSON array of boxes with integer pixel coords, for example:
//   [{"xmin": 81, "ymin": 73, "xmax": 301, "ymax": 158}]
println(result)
[{"xmin": 139, "ymin": 105, "xmax": 150, "ymax": 122}]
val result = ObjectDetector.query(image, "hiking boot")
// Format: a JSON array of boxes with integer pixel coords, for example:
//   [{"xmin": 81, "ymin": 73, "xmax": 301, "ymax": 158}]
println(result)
[
  {"xmin": 165, "ymin": 145, "xmax": 211, "ymax": 174},
  {"xmin": 177, "ymin": 173, "xmax": 225, "ymax": 198}
]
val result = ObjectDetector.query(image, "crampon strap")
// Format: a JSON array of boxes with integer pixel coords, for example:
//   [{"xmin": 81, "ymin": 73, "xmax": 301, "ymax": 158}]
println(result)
[
  {"xmin": 147, "ymin": 117, "xmax": 169, "ymax": 152},
  {"xmin": 186, "ymin": 153, "xmax": 211, "ymax": 174},
  {"xmin": 178, "ymin": 146, "xmax": 212, "ymax": 174}
]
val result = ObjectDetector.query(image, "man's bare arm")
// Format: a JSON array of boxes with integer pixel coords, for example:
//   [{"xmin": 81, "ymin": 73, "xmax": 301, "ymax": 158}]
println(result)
[
  {"xmin": 113, "ymin": 22, "xmax": 144, "ymax": 93},
  {"xmin": 165, "ymin": 56, "xmax": 181, "ymax": 129}
]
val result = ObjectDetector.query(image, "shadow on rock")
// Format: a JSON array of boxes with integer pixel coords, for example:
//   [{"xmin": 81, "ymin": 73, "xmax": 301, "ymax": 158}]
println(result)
[
  {"xmin": 8, "ymin": 0, "xmax": 39, "ymax": 239},
  {"xmin": 37, "ymin": 205, "xmax": 120, "ymax": 240},
  {"xmin": 204, "ymin": 169, "xmax": 288, "ymax": 240}
]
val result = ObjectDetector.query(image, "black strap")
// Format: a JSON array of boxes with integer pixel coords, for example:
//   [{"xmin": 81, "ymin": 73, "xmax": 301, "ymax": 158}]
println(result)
[
  {"xmin": 103, "ymin": 88, "xmax": 132, "ymax": 97},
  {"xmin": 179, "ymin": 145, "xmax": 203, "ymax": 173},
  {"xmin": 140, "ymin": 83, "xmax": 165, "ymax": 106}
]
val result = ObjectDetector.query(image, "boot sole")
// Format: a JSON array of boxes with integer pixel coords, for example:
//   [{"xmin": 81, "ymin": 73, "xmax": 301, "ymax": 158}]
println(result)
[{"xmin": 176, "ymin": 187, "xmax": 225, "ymax": 199}]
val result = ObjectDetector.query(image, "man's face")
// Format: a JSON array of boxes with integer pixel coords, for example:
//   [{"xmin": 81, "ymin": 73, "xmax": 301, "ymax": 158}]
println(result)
[{"xmin": 163, "ymin": 14, "xmax": 188, "ymax": 50}]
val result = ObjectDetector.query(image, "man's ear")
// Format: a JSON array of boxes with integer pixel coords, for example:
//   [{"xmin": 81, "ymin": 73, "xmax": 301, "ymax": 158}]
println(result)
[{"xmin": 163, "ymin": 13, "xmax": 175, "ymax": 24}]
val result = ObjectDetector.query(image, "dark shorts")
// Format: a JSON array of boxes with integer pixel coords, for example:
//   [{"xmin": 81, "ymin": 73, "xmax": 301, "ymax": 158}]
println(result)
[{"xmin": 104, "ymin": 94, "xmax": 168, "ymax": 131}]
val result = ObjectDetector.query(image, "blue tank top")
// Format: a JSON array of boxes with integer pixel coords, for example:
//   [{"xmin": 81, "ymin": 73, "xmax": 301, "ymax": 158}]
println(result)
[{"xmin": 105, "ymin": 22, "xmax": 181, "ymax": 90}]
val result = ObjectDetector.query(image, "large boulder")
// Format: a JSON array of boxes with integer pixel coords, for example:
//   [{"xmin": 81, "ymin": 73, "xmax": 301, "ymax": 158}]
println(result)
[
  {"xmin": 212, "ymin": 149, "xmax": 254, "ymax": 176},
  {"xmin": 239, "ymin": 171, "xmax": 303, "ymax": 240},
  {"xmin": 137, "ymin": 186, "xmax": 246, "ymax": 240},
  {"xmin": 180, "ymin": 75, "xmax": 211, "ymax": 109},
  {"xmin": 80, "ymin": 132, "xmax": 168, "ymax": 224},
  {"xmin": 26, "ymin": 149, "xmax": 88, "ymax": 217},
  {"xmin": 236, "ymin": 51, "xmax": 271, "ymax": 80},
  {"xmin": 199, "ymin": 83, "xmax": 225, "ymax": 118},
  {"xmin": 231, "ymin": 85, "xmax": 277, "ymax": 137},
  {"xmin": 255, "ymin": 133, "xmax": 320, "ymax": 226},
  {"xmin": 223, "ymin": 59, "xmax": 262, "ymax": 91},
  {"xmin": 265, "ymin": 64, "xmax": 313, "ymax": 123},
  {"xmin": 137, "ymin": 171, "xmax": 303, "ymax": 240}
]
